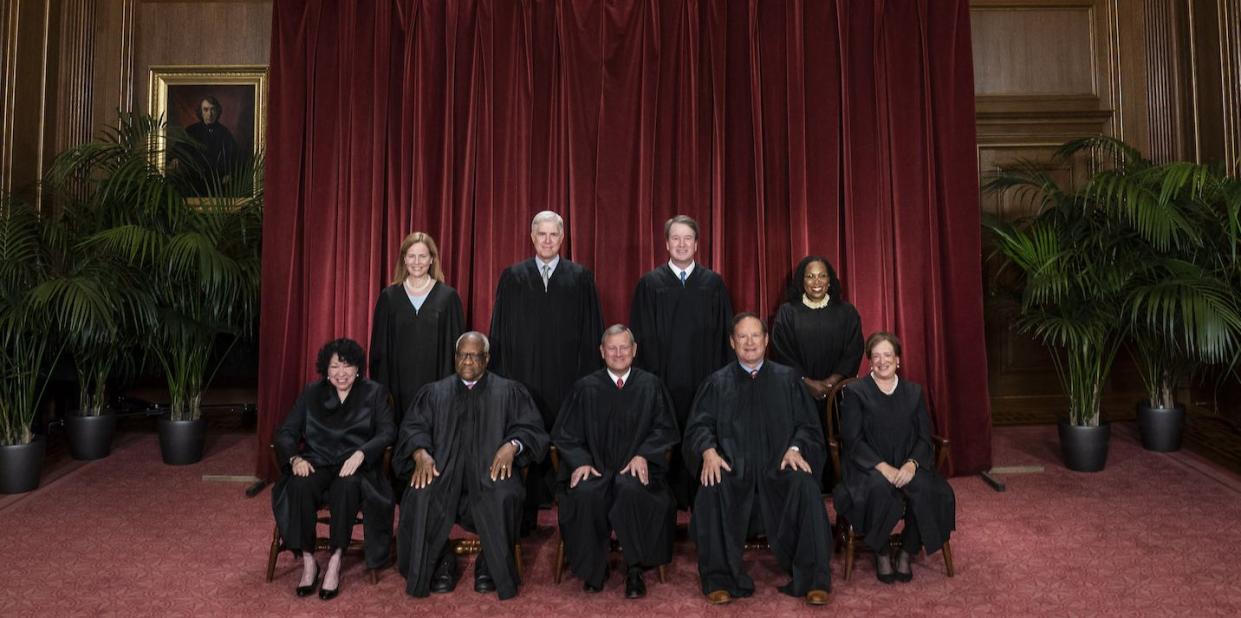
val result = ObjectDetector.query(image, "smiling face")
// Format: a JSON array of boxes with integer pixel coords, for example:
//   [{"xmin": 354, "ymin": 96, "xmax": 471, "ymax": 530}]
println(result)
[
  {"xmin": 729, "ymin": 316, "xmax": 768, "ymax": 366},
  {"xmin": 665, "ymin": 222, "xmax": 698, "ymax": 268},
  {"xmin": 869, "ymin": 340, "xmax": 899, "ymax": 380},
  {"xmin": 802, "ymin": 260, "xmax": 830, "ymax": 302},
  {"xmin": 326, "ymin": 354, "xmax": 358, "ymax": 393},
  {"xmin": 404, "ymin": 241, "xmax": 432, "ymax": 280},
  {"xmin": 600, "ymin": 331, "xmax": 637, "ymax": 375},
  {"xmin": 454, "ymin": 336, "xmax": 489, "ymax": 382},
  {"xmin": 200, "ymin": 99, "xmax": 221, "ymax": 125},
  {"xmin": 531, "ymin": 220, "xmax": 564, "ymax": 261}
]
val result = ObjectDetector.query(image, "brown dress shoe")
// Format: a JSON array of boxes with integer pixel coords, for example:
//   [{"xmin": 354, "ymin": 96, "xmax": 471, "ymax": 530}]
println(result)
[
  {"xmin": 707, "ymin": 590, "xmax": 733, "ymax": 605},
  {"xmin": 805, "ymin": 589, "xmax": 832, "ymax": 606}
]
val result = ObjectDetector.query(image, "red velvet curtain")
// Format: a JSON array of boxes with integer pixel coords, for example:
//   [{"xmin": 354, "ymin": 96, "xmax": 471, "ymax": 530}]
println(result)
[{"xmin": 258, "ymin": 0, "xmax": 991, "ymax": 480}]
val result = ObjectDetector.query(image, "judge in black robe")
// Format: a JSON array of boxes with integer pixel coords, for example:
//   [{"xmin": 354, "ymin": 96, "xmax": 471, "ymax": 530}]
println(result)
[
  {"xmin": 395, "ymin": 332, "xmax": 549, "ymax": 600},
  {"xmin": 833, "ymin": 333, "xmax": 955, "ymax": 583},
  {"xmin": 552, "ymin": 325, "xmax": 680, "ymax": 596},
  {"xmin": 629, "ymin": 215, "xmax": 732, "ymax": 508},
  {"xmin": 489, "ymin": 211, "xmax": 603, "ymax": 525},
  {"xmin": 272, "ymin": 338, "xmax": 395, "ymax": 599},
  {"xmin": 369, "ymin": 232, "xmax": 465, "ymax": 423},
  {"xmin": 684, "ymin": 314, "xmax": 833, "ymax": 606},
  {"xmin": 770, "ymin": 255, "xmax": 863, "ymax": 489}
]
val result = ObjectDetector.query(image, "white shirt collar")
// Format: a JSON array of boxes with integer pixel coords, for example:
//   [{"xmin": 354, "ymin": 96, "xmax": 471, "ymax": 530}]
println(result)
[
  {"xmin": 739, "ymin": 360, "xmax": 764, "ymax": 374},
  {"xmin": 870, "ymin": 372, "xmax": 899, "ymax": 392},
  {"xmin": 668, "ymin": 260, "xmax": 695, "ymax": 280},
  {"xmin": 535, "ymin": 255, "xmax": 561, "ymax": 273},
  {"xmin": 606, "ymin": 368, "xmax": 632, "ymax": 384}
]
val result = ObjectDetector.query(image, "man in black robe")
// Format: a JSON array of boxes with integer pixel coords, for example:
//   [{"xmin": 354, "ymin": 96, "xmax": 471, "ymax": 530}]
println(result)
[
  {"xmin": 629, "ymin": 214, "xmax": 732, "ymax": 508},
  {"xmin": 182, "ymin": 96, "xmax": 241, "ymax": 196},
  {"xmin": 395, "ymin": 332, "xmax": 549, "ymax": 600},
  {"xmin": 552, "ymin": 324, "xmax": 679, "ymax": 598},
  {"xmin": 489, "ymin": 210, "xmax": 604, "ymax": 530},
  {"xmin": 685, "ymin": 313, "xmax": 833, "ymax": 606}
]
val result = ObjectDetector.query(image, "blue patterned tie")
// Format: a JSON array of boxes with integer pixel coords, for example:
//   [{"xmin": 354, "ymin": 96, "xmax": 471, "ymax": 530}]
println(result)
[{"xmin": 680, "ymin": 270, "xmax": 687, "ymax": 286}]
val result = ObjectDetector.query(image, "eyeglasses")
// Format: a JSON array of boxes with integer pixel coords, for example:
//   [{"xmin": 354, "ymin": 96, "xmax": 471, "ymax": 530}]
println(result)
[{"xmin": 455, "ymin": 352, "xmax": 487, "ymax": 362}]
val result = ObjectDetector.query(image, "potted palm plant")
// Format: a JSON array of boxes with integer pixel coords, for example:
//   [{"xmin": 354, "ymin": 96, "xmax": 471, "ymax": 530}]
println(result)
[
  {"xmin": 0, "ymin": 196, "xmax": 64, "ymax": 493},
  {"xmin": 983, "ymin": 156, "xmax": 1141, "ymax": 471},
  {"xmin": 49, "ymin": 114, "xmax": 262, "ymax": 465},
  {"xmin": 1067, "ymin": 137, "xmax": 1241, "ymax": 451}
]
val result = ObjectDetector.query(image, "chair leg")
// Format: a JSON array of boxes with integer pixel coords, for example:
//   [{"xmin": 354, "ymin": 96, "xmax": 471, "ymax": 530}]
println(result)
[
  {"xmin": 657, "ymin": 564, "xmax": 667, "ymax": 584},
  {"xmin": 514, "ymin": 543, "xmax": 524, "ymax": 579},
  {"xmin": 843, "ymin": 531, "xmax": 856, "ymax": 581},
  {"xmin": 554, "ymin": 539, "xmax": 565, "ymax": 584},
  {"xmin": 941, "ymin": 541, "xmax": 955, "ymax": 577},
  {"xmin": 266, "ymin": 525, "xmax": 283, "ymax": 583}
]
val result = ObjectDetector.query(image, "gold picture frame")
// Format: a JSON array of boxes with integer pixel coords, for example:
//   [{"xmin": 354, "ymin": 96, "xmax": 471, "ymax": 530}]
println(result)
[{"xmin": 148, "ymin": 65, "xmax": 267, "ymax": 203}]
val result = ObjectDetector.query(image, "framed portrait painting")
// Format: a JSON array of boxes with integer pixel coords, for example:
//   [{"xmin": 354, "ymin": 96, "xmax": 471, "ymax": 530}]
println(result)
[{"xmin": 148, "ymin": 65, "xmax": 267, "ymax": 200}]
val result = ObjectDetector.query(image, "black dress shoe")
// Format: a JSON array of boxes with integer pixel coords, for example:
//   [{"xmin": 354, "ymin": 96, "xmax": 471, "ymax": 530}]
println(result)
[
  {"xmin": 430, "ymin": 554, "xmax": 457, "ymax": 593},
  {"xmin": 295, "ymin": 562, "xmax": 319, "ymax": 597},
  {"xmin": 474, "ymin": 552, "xmax": 496, "ymax": 593},
  {"xmin": 583, "ymin": 581, "xmax": 603, "ymax": 593},
  {"xmin": 624, "ymin": 568, "xmax": 646, "ymax": 599}
]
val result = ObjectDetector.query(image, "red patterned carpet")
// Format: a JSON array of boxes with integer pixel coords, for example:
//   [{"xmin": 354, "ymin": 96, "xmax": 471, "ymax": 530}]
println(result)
[{"xmin": 2, "ymin": 424, "xmax": 1240, "ymax": 616}]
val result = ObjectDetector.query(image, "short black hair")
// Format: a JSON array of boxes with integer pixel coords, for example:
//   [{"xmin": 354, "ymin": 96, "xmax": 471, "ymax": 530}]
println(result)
[
  {"xmin": 315, "ymin": 338, "xmax": 366, "ymax": 378},
  {"xmin": 730, "ymin": 312, "xmax": 768, "ymax": 336},
  {"xmin": 196, "ymin": 96, "xmax": 223, "ymax": 121},
  {"xmin": 784, "ymin": 255, "xmax": 843, "ymax": 305}
]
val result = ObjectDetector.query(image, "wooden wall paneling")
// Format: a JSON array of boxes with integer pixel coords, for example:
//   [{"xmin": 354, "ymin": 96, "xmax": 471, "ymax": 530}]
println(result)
[
  {"xmin": 88, "ymin": 0, "xmax": 129, "ymax": 139},
  {"xmin": 55, "ymin": 0, "xmax": 95, "ymax": 153},
  {"xmin": 0, "ymin": 0, "xmax": 57, "ymax": 205}
]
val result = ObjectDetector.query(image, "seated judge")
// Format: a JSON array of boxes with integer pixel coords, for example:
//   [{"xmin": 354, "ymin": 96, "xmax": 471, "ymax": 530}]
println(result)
[
  {"xmin": 832, "ymin": 332, "xmax": 956, "ymax": 583},
  {"xmin": 552, "ymin": 324, "xmax": 680, "ymax": 599},
  {"xmin": 685, "ymin": 313, "xmax": 833, "ymax": 606},
  {"xmin": 394, "ymin": 332, "xmax": 549, "ymax": 600},
  {"xmin": 272, "ymin": 338, "xmax": 395, "ymax": 601}
]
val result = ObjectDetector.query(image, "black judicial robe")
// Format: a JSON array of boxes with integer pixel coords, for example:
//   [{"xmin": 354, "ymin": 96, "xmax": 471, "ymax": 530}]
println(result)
[
  {"xmin": 394, "ymin": 373, "xmax": 549, "ymax": 599},
  {"xmin": 770, "ymin": 300, "xmax": 863, "ymax": 383},
  {"xmin": 832, "ymin": 375, "xmax": 955, "ymax": 555},
  {"xmin": 488, "ymin": 258, "xmax": 604, "ymax": 426},
  {"xmin": 684, "ymin": 361, "xmax": 833, "ymax": 597},
  {"xmin": 551, "ymin": 368, "xmax": 680, "ymax": 587},
  {"xmin": 272, "ymin": 379, "xmax": 395, "ymax": 567},
  {"xmin": 369, "ymin": 281, "xmax": 465, "ymax": 421}
]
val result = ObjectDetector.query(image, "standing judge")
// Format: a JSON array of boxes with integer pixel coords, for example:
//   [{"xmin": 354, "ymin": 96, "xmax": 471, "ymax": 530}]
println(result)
[
  {"xmin": 272, "ymin": 338, "xmax": 395, "ymax": 601},
  {"xmin": 770, "ymin": 255, "xmax": 863, "ymax": 489},
  {"xmin": 833, "ymin": 332, "xmax": 955, "ymax": 583},
  {"xmin": 394, "ymin": 332, "xmax": 549, "ymax": 600},
  {"xmin": 685, "ymin": 313, "xmax": 833, "ymax": 606},
  {"xmin": 552, "ymin": 325, "xmax": 680, "ymax": 598},
  {"xmin": 489, "ymin": 210, "xmax": 604, "ymax": 528},
  {"xmin": 629, "ymin": 215, "xmax": 732, "ymax": 508},
  {"xmin": 370, "ymin": 232, "xmax": 465, "ymax": 423}
]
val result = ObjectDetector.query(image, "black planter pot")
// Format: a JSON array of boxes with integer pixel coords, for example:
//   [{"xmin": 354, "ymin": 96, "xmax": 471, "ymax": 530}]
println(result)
[
  {"xmin": 157, "ymin": 417, "xmax": 206, "ymax": 465},
  {"xmin": 1137, "ymin": 401, "xmax": 1184, "ymax": 452},
  {"xmin": 0, "ymin": 436, "xmax": 46, "ymax": 494},
  {"xmin": 65, "ymin": 412, "xmax": 117, "ymax": 460},
  {"xmin": 1057, "ymin": 420, "xmax": 1111, "ymax": 472}
]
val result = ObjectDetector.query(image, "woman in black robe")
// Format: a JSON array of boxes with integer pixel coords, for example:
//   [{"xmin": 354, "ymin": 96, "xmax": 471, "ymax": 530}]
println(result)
[
  {"xmin": 832, "ymin": 332, "xmax": 955, "ymax": 583},
  {"xmin": 370, "ymin": 232, "xmax": 465, "ymax": 422},
  {"xmin": 272, "ymin": 338, "xmax": 395, "ymax": 600}
]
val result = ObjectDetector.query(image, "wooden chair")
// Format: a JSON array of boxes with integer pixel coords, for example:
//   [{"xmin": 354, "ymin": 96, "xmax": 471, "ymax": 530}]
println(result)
[
  {"xmin": 264, "ymin": 444, "xmax": 394, "ymax": 584},
  {"xmin": 824, "ymin": 378, "xmax": 955, "ymax": 580},
  {"xmin": 549, "ymin": 446, "xmax": 669, "ymax": 584}
]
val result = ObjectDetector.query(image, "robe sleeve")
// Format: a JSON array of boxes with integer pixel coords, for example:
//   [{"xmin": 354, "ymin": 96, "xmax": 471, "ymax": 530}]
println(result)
[
  {"xmin": 682, "ymin": 380, "xmax": 721, "ymax": 473},
  {"xmin": 393, "ymin": 385, "xmax": 437, "ymax": 479},
  {"xmin": 369, "ymin": 291, "xmax": 390, "ymax": 384},
  {"xmin": 550, "ymin": 386, "xmax": 594, "ymax": 471},
  {"xmin": 770, "ymin": 304, "xmax": 806, "ymax": 376},
  {"xmin": 831, "ymin": 305, "xmax": 864, "ymax": 378},
  {"xmin": 358, "ymin": 384, "xmax": 396, "ymax": 465},
  {"xmin": 909, "ymin": 385, "xmax": 936, "ymax": 470},
  {"xmin": 504, "ymin": 383, "xmax": 550, "ymax": 468},
  {"xmin": 635, "ymin": 381, "xmax": 680, "ymax": 470},
  {"xmin": 488, "ymin": 270, "xmax": 513, "ymax": 377},
  {"xmin": 629, "ymin": 277, "xmax": 661, "ymax": 374},
  {"xmin": 441, "ymin": 289, "xmax": 466, "ymax": 379},
  {"xmin": 840, "ymin": 385, "xmax": 884, "ymax": 471},
  {"xmin": 787, "ymin": 377, "xmax": 827, "ymax": 475},
  {"xmin": 576, "ymin": 269, "xmax": 604, "ymax": 375},
  {"xmin": 273, "ymin": 386, "xmax": 312, "ymax": 468}
]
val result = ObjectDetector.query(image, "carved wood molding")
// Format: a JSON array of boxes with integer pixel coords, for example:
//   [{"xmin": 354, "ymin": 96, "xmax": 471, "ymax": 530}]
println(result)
[{"xmin": 56, "ymin": 0, "xmax": 97, "ymax": 153}]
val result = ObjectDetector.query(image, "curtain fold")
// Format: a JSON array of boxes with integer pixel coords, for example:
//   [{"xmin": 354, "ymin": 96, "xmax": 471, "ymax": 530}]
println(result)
[{"xmin": 258, "ymin": 0, "xmax": 991, "ymax": 480}]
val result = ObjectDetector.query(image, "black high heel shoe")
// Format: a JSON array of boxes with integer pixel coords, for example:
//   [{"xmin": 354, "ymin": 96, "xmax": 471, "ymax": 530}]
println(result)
[
  {"xmin": 875, "ymin": 552, "xmax": 896, "ymax": 584},
  {"xmin": 893, "ymin": 549, "xmax": 913, "ymax": 583},
  {"xmin": 295, "ymin": 562, "xmax": 320, "ymax": 597},
  {"xmin": 319, "ymin": 561, "xmax": 341, "ymax": 600}
]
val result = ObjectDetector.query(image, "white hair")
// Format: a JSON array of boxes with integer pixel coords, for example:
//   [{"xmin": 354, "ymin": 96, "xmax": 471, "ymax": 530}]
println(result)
[
  {"xmin": 600, "ymin": 324, "xmax": 636, "ymax": 346},
  {"xmin": 455, "ymin": 331, "xmax": 491, "ymax": 353},
  {"xmin": 530, "ymin": 210, "xmax": 564, "ymax": 233}
]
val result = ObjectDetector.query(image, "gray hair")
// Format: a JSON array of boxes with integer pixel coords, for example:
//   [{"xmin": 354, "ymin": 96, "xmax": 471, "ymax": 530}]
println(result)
[
  {"xmin": 530, "ymin": 210, "xmax": 564, "ymax": 233},
  {"xmin": 455, "ymin": 331, "xmax": 491, "ymax": 353},
  {"xmin": 600, "ymin": 324, "xmax": 636, "ymax": 346}
]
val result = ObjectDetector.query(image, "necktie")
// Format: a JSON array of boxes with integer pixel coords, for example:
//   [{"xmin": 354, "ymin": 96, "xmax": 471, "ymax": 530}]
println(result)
[
  {"xmin": 542, "ymin": 264, "xmax": 551, "ymax": 291},
  {"xmin": 467, "ymin": 382, "xmax": 475, "ymax": 390},
  {"xmin": 680, "ymin": 270, "xmax": 687, "ymax": 286},
  {"xmin": 616, "ymin": 377, "xmax": 624, "ymax": 389},
  {"xmin": 750, "ymin": 369, "xmax": 758, "ymax": 380}
]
